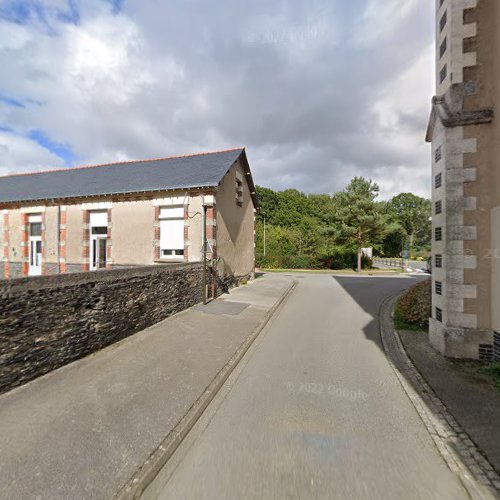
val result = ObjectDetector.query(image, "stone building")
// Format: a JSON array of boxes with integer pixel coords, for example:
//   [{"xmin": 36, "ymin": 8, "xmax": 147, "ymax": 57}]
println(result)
[
  {"xmin": 426, "ymin": 0, "xmax": 499, "ymax": 360},
  {"xmin": 0, "ymin": 148, "xmax": 257, "ymax": 288}
]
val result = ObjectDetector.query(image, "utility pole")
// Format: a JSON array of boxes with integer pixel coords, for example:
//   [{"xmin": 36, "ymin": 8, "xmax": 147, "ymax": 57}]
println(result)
[{"xmin": 263, "ymin": 215, "xmax": 266, "ymax": 257}]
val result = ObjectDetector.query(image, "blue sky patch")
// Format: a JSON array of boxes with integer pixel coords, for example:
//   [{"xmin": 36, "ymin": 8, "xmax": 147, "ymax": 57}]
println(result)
[
  {"xmin": 0, "ymin": 1, "xmax": 80, "ymax": 28},
  {"xmin": 0, "ymin": 93, "xmax": 25, "ymax": 108},
  {"xmin": 29, "ymin": 129, "xmax": 77, "ymax": 165},
  {"xmin": 0, "ymin": 1, "xmax": 31, "ymax": 24},
  {"xmin": 108, "ymin": 0, "xmax": 124, "ymax": 15},
  {"xmin": 57, "ymin": 0, "xmax": 80, "ymax": 25}
]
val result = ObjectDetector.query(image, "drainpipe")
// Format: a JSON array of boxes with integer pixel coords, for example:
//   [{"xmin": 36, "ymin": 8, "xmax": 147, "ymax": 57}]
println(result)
[{"xmin": 202, "ymin": 204, "xmax": 207, "ymax": 304}]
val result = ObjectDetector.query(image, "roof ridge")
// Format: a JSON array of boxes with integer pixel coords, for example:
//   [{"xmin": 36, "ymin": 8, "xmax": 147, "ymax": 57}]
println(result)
[{"xmin": 0, "ymin": 147, "xmax": 244, "ymax": 180}]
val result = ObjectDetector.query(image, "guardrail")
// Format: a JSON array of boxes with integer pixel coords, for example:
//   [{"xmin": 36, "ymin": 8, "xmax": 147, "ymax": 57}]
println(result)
[{"xmin": 372, "ymin": 257, "xmax": 406, "ymax": 270}]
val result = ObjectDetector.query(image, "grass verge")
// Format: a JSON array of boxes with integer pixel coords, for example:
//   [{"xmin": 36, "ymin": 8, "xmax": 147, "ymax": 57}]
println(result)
[
  {"xmin": 393, "ymin": 307, "xmax": 424, "ymax": 331},
  {"xmin": 485, "ymin": 363, "xmax": 500, "ymax": 389}
]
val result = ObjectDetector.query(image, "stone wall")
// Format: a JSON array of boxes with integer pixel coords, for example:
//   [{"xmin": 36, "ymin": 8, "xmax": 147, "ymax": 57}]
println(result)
[{"xmin": 0, "ymin": 263, "xmax": 204, "ymax": 394}]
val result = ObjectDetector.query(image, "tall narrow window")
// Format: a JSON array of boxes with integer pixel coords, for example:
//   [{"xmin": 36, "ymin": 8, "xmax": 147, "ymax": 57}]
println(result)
[
  {"xmin": 436, "ymin": 307, "xmax": 443, "ymax": 322},
  {"xmin": 435, "ymin": 254, "xmax": 443, "ymax": 268},
  {"xmin": 28, "ymin": 214, "xmax": 42, "ymax": 276},
  {"xmin": 435, "ymin": 200, "xmax": 443, "ymax": 215},
  {"xmin": 434, "ymin": 145, "xmax": 442, "ymax": 163},
  {"xmin": 440, "ymin": 37, "xmax": 447, "ymax": 58},
  {"xmin": 440, "ymin": 11, "xmax": 447, "ymax": 32},
  {"xmin": 159, "ymin": 206, "xmax": 185, "ymax": 259},
  {"xmin": 90, "ymin": 211, "xmax": 108, "ymax": 270},
  {"xmin": 435, "ymin": 173, "xmax": 442, "ymax": 189},
  {"xmin": 435, "ymin": 227, "xmax": 443, "ymax": 241},
  {"xmin": 440, "ymin": 64, "xmax": 447, "ymax": 84},
  {"xmin": 435, "ymin": 281, "xmax": 443, "ymax": 295}
]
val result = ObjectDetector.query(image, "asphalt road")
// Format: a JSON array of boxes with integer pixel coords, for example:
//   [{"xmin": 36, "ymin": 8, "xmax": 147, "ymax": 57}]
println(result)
[{"xmin": 144, "ymin": 273, "xmax": 468, "ymax": 500}]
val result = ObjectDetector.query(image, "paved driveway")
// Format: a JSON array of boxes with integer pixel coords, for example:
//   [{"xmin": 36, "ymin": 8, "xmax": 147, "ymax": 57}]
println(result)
[{"xmin": 145, "ymin": 273, "xmax": 468, "ymax": 500}]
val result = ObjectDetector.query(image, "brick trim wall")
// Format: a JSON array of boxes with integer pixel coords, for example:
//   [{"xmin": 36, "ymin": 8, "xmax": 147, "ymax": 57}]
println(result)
[
  {"xmin": 206, "ymin": 205, "xmax": 217, "ymax": 297},
  {"xmin": 21, "ymin": 213, "xmax": 29, "ymax": 276},
  {"xmin": 184, "ymin": 205, "xmax": 189, "ymax": 262},
  {"xmin": 106, "ymin": 208, "xmax": 112, "ymax": 271},
  {"xmin": 59, "ymin": 207, "xmax": 67, "ymax": 273},
  {"xmin": 154, "ymin": 206, "xmax": 160, "ymax": 260},
  {"xmin": 41, "ymin": 212, "xmax": 46, "ymax": 275},
  {"xmin": 82, "ymin": 210, "xmax": 90, "ymax": 272},
  {"xmin": 206, "ymin": 205, "xmax": 217, "ymax": 260},
  {"xmin": 3, "ymin": 211, "xmax": 9, "ymax": 279}
]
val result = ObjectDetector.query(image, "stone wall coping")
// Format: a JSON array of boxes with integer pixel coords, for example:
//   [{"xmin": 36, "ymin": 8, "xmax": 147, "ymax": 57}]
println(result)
[{"xmin": 0, "ymin": 262, "xmax": 202, "ymax": 296}]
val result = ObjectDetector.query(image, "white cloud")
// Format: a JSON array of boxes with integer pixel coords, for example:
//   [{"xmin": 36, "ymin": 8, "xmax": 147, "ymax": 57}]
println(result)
[
  {"xmin": 356, "ymin": 0, "xmax": 420, "ymax": 45},
  {"xmin": 0, "ymin": 0, "xmax": 435, "ymax": 199},
  {"xmin": 0, "ymin": 131, "xmax": 64, "ymax": 176}
]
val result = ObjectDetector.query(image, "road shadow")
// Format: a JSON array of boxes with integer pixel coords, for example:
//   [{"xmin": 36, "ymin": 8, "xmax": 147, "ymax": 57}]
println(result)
[
  {"xmin": 332, "ymin": 275, "xmax": 500, "ymax": 492},
  {"xmin": 332, "ymin": 275, "xmax": 421, "ymax": 351}
]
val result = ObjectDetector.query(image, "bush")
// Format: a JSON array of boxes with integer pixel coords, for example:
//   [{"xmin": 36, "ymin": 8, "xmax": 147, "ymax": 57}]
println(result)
[
  {"xmin": 255, "ymin": 254, "xmax": 322, "ymax": 270},
  {"xmin": 395, "ymin": 279, "xmax": 431, "ymax": 329},
  {"xmin": 256, "ymin": 250, "xmax": 372, "ymax": 271},
  {"xmin": 323, "ymin": 249, "xmax": 372, "ymax": 270}
]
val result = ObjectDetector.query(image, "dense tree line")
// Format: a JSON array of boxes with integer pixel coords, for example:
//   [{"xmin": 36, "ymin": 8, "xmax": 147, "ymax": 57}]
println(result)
[{"xmin": 255, "ymin": 178, "xmax": 431, "ymax": 271}]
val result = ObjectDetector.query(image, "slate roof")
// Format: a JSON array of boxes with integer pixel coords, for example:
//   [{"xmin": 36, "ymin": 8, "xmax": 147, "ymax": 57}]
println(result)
[{"xmin": 0, "ymin": 148, "xmax": 257, "ymax": 206}]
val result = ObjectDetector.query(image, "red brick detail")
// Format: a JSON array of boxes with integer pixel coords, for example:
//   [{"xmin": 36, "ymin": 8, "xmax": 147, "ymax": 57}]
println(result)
[
  {"xmin": 82, "ymin": 210, "xmax": 90, "ymax": 272},
  {"xmin": 206, "ymin": 206, "xmax": 217, "ymax": 260},
  {"xmin": 59, "ymin": 208, "xmax": 67, "ymax": 273},
  {"xmin": 41, "ymin": 212, "xmax": 46, "ymax": 275},
  {"xmin": 21, "ymin": 213, "xmax": 29, "ymax": 276},
  {"xmin": 184, "ymin": 206, "xmax": 189, "ymax": 262},
  {"xmin": 3, "ymin": 211, "xmax": 9, "ymax": 279},
  {"xmin": 205, "ymin": 205, "xmax": 218, "ymax": 299},
  {"xmin": 154, "ymin": 206, "xmax": 161, "ymax": 260},
  {"xmin": 106, "ymin": 208, "xmax": 112, "ymax": 271}
]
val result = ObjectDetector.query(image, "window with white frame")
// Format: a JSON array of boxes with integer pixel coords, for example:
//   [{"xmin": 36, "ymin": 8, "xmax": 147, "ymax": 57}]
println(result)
[
  {"xmin": 159, "ymin": 206, "xmax": 185, "ymax": 258},
  {"xmin": 89, "ymin": 210, "xmax": 108, "ymax": 270}
]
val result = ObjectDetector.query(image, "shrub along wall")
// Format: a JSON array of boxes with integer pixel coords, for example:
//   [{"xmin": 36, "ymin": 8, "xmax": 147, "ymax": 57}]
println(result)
[
  {"xmin": 255, "ymin": 250, "xmax": 373, "ymax": 270},
  {"xmin": 0, "ymin": 263, "xmax": 204, "ymax": 395}
]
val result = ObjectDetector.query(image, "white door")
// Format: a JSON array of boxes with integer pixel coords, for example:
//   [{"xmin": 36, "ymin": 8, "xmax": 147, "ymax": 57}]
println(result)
[
  {"xmin": 28, "ymin": 218, "xmax": 42, "ymax": 276},
  {"xmin": 90, "ymin": 235, "xmax": 107, "ymax": 270},
  {"xmin": 89, "ymin": 211, "xmax": 108, "ymax": 271},
  {"xmin": 29, "ymin": 236, "xmax": 42, "ymax": 276}
]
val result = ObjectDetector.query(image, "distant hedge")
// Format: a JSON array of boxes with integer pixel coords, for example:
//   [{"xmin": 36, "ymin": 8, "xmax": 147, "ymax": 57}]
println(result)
[{"xmin": 256, "ymin": 249, "xmax": 372, "ymax": 271}]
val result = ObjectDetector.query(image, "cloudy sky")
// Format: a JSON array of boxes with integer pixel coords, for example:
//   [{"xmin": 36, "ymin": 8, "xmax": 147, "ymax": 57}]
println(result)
[{"xmin": 0, "ymin": 0, "xmax": 434, "ymax": 199}]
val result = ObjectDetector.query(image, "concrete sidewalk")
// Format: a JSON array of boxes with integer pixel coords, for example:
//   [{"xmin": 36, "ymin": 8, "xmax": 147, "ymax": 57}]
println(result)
[
  {"xmin": 399, "ymin": 330, "xmax": 500, "ymax": 480},
  {"xmin": 0, "ymin": 273, "xmax": 294, "ymax": 500}
]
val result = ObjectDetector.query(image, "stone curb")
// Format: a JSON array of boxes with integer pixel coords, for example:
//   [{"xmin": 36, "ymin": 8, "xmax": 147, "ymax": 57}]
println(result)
[
  {"xmin": 379, "ymin": 294, "xmax": 500, "ymax": 500},
  {"xmin": 113, "ymin": 279, "xmax": 298, "ymax": 500}
]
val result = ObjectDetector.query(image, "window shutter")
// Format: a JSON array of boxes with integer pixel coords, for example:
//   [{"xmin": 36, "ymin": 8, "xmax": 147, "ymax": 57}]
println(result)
[
  {"xmin": 160, "ymin": 219, "xmax": 184, "ymax": 250},
  {"xmin": 160, "ymin": 207, "xmax": 184, "ymax": 219},
  {"xmin": 90, "ymin": 211, "xmax": 108, "ymax": 227}
]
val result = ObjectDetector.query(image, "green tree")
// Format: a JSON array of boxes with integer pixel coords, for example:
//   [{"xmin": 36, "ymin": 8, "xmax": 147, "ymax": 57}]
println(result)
[
  {"xmin": 255, "ymin": 186, "xmax": 279, "ymax": 225},
  {"xmin": 387, "ymin": 193, "xmax": 431, "ymax": 251},
  {"xmin": 334, "ymin": 177, "xmax": 385, "ymax": 272},
  {"xmin": 380, "ymin": 222, "xmax": 407, "ymax": 257}
]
